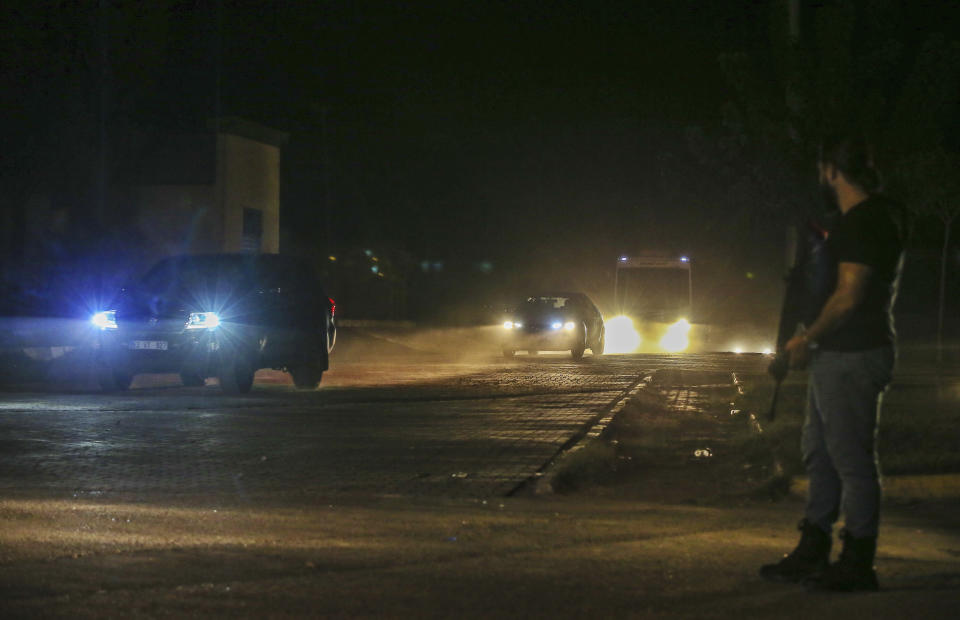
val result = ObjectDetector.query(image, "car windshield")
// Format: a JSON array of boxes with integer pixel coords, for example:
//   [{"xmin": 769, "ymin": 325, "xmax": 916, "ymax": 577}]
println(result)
[
  {"xmin": 137, "ymin": 255, "xmax": 317, "ymax": 298},
  {"xmin": 139, "ymin": 257, "xmax": 252, "ymax": 294},
  {"xmin": 523, "ymin": 296, "xmax": 570, "ymax": 309}
]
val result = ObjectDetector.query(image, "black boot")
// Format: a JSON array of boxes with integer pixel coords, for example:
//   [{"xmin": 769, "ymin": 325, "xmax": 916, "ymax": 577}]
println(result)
[
  {"xmin": 760, "ymin": 519, "xmax": 832, "ymax": 583},
  {"xmin": 807, "ymin": 529, "xmax": 879, "ymax": 591}
]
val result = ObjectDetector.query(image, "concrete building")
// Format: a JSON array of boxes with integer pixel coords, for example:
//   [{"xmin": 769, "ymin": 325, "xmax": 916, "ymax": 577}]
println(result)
[
  {"xmin": 0, "ymin": 117, "xmax": 288, "ymax": 318},
  {"xmin": 130, "ymin": 117, "xmax": 288, "ymax": 263}
]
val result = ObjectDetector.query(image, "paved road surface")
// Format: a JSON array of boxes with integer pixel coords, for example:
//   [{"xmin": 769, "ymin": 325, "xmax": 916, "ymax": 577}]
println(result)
[
  {"xmin": 0, "ymin": 352, "xmax": 768, "ymax": 504},
  {"xmin": 2, "ymin": 350, "xmax": 958, "ymax": 619}
]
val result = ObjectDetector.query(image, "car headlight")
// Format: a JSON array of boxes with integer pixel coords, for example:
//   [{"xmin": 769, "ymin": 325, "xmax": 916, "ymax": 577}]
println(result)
[
  {"xmin": 563, "ymin": 321, "xmax": 576, "ymax": 331},
  {"xmin": 91, "ymin": 310, "xmax": 117, "ymax": 330},
  {"xmin": 503, "ymin": 321, "xmax": 514, "ymax": 330},
  {"xmin": 186, "ymin": 312, "xmax": 221, "ymax": 330},
  {"xmin": 551, "ymin": 321, "xmax": 562, "ymax": 330}
]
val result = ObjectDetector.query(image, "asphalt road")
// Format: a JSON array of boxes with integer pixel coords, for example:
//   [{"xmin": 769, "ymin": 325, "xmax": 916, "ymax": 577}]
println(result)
[{"xmin": 0, "ymin": 351, "xmax": 765, "ymax": 505}]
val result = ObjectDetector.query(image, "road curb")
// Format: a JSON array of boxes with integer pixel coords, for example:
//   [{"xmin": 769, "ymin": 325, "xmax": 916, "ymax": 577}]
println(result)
[
  {"xmin": 527, "ymin": 373, "xmax": 654, "ymax": 496},
  {"xmin": 790, "ymin": 474, "xmax": 960, "ymax": 501},
  {"xmin": 337, "ymin": 319, "xmax": 416, "ymax": 329}
]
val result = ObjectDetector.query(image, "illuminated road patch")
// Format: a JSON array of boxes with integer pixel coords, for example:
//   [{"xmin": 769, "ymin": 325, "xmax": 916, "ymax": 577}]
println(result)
[{"xmin": 0, "ymin": 354, "xmax": 769, "ymax": 502}]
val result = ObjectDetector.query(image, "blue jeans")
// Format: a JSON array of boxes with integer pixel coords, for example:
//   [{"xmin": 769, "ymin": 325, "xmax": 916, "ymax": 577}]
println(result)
[{"xmin": 802, "ymin": 347, "xmax": 894, "ymax": 538}]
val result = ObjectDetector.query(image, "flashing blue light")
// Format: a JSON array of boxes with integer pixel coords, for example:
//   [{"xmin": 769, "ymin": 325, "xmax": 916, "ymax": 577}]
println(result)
[
  {"xmin": 619, "ymin": 256, "xmax": 628, "ymax": 262},
  {"xmin": 186, "ymin": 312, "xmax": 221, "ymax": 330},
  {"xmin": 91, "ymin": 310, "xmax": 118, "ymax": 330},
  {"xmin": 680, "ymin": 256, "xmax": 689, "ymax": 262}
]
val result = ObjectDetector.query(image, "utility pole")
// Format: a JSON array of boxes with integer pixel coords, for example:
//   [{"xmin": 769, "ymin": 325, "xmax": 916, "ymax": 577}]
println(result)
[
  {"xmin": 215, "ymin": 0, "xmax": 227, "ymax": 252},
  {"xmin": 320, "ymin": 106, "xmax": 334, "ymax": 252},
  {"xmin": 97, "ymin": 0, "xmax": 108, "ymax": 228}
]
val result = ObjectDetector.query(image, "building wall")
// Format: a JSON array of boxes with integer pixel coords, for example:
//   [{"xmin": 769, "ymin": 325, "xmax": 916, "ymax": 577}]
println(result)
[
  {"xmin": 217, "ymin": 133, "xmax": 280, "ymax": 254},
  {"xmin": 130, "ymin": 126, "xmax": 281, "ymax": 264},
  {"xmin": 135, "ymin": 185, "xmax": 218, "ymax": 264}
]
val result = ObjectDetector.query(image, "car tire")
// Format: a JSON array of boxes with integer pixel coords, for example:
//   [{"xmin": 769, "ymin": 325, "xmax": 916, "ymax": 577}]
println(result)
[
  {"xmin": 571, "ymin": 325, "xmax": 586, "ymax": 361},
  {"xmin": 289, "ymin": 364, "xmax": 323, "ymax": 390},
  {"xmin": 219, "ymin": 354, "xmax": 255, "ymax": 394},
  {"xmin": 179, "ymin": 372, "xmax": 206, "ymax": 387},
  {"xmin": 592, "ymin": 330, "xmax": 605, "ymax": 356},
  {"xmin": 97, "ymin": 365, "xmax": 133, "ymax": 392}
]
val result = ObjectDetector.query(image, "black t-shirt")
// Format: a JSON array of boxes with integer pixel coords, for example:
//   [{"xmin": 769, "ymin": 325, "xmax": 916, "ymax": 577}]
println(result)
[{"xmin": 818, "ymin": 195, "xmax": 905, "ymax": 351}]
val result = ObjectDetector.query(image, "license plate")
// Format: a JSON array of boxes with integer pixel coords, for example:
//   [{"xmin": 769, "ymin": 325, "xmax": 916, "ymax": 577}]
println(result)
[{"xmin": 132, "ymin": 340, "xmax": 168, "ymax": 351}]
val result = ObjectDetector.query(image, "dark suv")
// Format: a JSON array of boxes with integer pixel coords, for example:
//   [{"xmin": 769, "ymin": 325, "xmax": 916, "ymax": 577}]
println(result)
[{"xmin": 92, "ymin": 254, "xmax": 336, "ymax": 393}]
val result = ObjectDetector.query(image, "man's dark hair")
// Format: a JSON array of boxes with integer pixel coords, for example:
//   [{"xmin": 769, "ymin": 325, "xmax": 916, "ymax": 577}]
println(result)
[{"xmin": 818, "ymin": 131, "xmax": 884, "ymax": 193}]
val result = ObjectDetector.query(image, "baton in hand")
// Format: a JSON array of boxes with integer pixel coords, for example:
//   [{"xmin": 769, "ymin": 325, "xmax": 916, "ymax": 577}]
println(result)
[{"xmin": 767, "ymin": 352, "xmax": 789, "ymax": 421}]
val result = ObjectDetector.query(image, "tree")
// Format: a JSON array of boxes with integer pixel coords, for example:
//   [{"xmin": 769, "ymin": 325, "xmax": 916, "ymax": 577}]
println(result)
[
  {"xmin": 896, "ymin": 148, "xmax": 960, "ymax": 363},
  {"xmin": 888, "ymin": 33, "xmax": 960, "ymax": 363},
  {"xmin": 1, "ymin": 1, "xmax": 174, "ymax": 297},
  {"xmin": 715, "ymin": 2, "xmax": 960, "ymax": 364}
]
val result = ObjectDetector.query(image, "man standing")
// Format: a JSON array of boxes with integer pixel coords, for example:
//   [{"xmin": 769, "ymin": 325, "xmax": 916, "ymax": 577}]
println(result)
[{"xmin": 760, "ymin": 132, "xmax": 905, "ymax": 591}]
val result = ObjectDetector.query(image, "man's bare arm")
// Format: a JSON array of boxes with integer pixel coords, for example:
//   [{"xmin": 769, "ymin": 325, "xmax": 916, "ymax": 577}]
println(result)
[
  {"xmin": 803, "ymin": 262, "xmax": 872, "ymax": 344},
  {"xmin": 783, "ymin": 262, "xmax": 871, "ymax": 367}
]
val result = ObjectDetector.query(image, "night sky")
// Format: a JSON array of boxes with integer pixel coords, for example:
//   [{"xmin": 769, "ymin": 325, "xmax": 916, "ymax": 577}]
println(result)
[
  {"xmin": 223, "ymin": 0, "xmax": 776, "ymax": 307},
  {"xmin": 3, "ymin": 0, "xmax": 959, "ymax": 322},
  {"xmin": 220, "ymin": 1, "xmax": 767, "ymax": 253}
]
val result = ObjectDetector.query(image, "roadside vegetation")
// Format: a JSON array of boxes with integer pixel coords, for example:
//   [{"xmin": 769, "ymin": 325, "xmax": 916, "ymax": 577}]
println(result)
[
  {"xmin": 549, "ymin": 359, "xmax": 960, "ymax": 500},
  {"xmin": 726, "ymin": 366, "xmax": 960, "ymax": 478}
]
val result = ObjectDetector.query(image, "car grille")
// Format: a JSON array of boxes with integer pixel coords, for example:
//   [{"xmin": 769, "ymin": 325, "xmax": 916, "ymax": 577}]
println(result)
[
  {"xmin": 118, "ymin": 318, "xmax": 186, "ymax": 338},
  {"xmin": 522, "ymin": 321, "xmax": 557, "ymax": 334}
]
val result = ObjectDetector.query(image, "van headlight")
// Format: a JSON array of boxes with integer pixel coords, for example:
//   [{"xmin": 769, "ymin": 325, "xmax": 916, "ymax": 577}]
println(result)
[{"xmin": 659, "ymin": 318, "xmax": 691, "ymax": 352}]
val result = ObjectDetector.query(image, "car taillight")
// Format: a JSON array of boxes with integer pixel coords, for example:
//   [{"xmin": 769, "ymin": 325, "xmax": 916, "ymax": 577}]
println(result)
[{"xmin": 328, "ymin": 297, "xmax": 336, "ymax": 317}]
